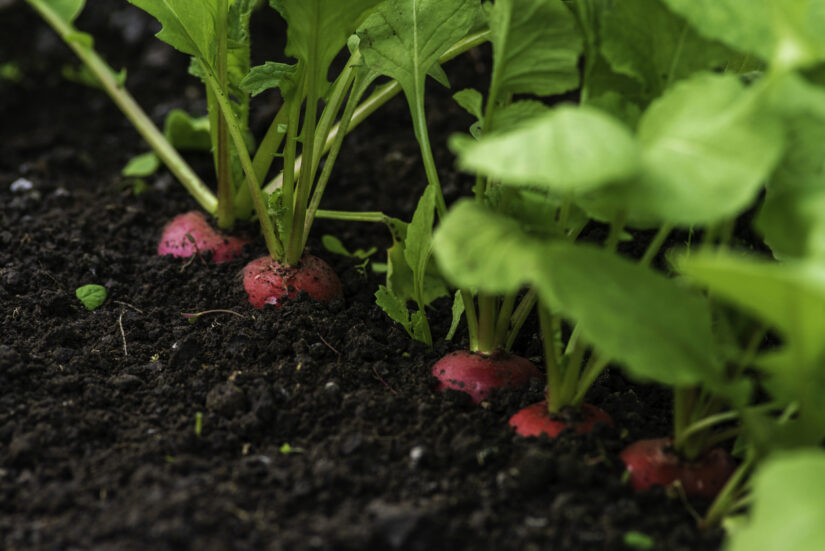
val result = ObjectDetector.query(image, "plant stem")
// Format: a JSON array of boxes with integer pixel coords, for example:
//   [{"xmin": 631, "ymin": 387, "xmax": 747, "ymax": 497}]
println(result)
[
  {"xmin": 475, "ymin": 294, "xmax": 499, "ymax": 354},
  {"xmin": 262, "ymin": 30, "xmax": 491, "ymax": 194},
  {"xmin": 701, "ymin": 454, "xmax": 755, "ymax": 530},
  {"xmin": 27, "ymin": 0, "xmax": 218, "ymax": 214},
  {"xmin": 202, "ymin": 63, "xmax": 284, "ymax": 259},
  {"xmin": 573, "ymin": 354, "xmax": 610, "ymax": 405},
  {"xmin": 252, "ymin": 104, "xmax": 288, "ymax": 184},
  {"xmin": 461, "ymin": 289, "xmax": 480, "ymax": 351},
  {"xmin": 505, "ymin": 289, "xmax": 537, "ymax": 351},
  {"xmin": 493, "ymin": 292, "xmax": 517, "ymax": 347},
  {"xmin": 214, "ymin": 0, "xmax": 233, "ymax": 229},
  {"xmin": 539, "ymin": 306, "xmax": 563, "ymax": 413},
  {"xmin": 640, "ymin": 224, "xmax": 672, "ymax": 267}
]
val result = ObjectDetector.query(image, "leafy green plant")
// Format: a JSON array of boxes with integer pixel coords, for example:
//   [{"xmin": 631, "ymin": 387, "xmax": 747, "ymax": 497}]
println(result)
[{"xmin": 75, "ymin": 284, "xmax": 107, "ymax": 311}]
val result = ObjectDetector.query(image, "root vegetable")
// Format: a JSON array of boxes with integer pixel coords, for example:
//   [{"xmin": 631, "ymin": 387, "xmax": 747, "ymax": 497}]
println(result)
[
  {"xmin": 157, "ymin": 211, "xmax": 247, "ymax": 263},
  {"xmin": 431, "ymin": 350, "xmax": 541, "ymax": 404},
  {"xmin": 242, "ymin": 254, "xmax": 342, "ymax": 308},
  {"xmin": 508, "ymin": 401, "xmax": 613, "ymax": 437}
]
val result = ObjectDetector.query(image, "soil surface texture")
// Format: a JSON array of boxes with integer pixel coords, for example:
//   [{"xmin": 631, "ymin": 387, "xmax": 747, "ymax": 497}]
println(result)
[{"xmin": 1, "ymin": 2, "xmax": 724, "ymax": 550}]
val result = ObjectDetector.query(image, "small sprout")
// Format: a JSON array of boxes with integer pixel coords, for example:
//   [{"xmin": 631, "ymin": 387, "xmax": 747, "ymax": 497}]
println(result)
[
  {"xmin": 76, "ymin": 284, "xmax": 107, "ymax": 311},
  {"xmin": 194, "ymin": 411, "xmax": 203, "ymax": 437},
  {"xmin": 279, "ymin": 443, "xmax": 305, "ymax": 454},
  {"xmin": 623, "ymin": 531, "xmax": 654, "ymax": 550}
]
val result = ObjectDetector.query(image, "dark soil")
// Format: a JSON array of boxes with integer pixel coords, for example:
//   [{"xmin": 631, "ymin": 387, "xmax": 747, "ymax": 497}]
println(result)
[{"xmin": 1, "ymin": 2, "xmax": 724, "ymax": 550}]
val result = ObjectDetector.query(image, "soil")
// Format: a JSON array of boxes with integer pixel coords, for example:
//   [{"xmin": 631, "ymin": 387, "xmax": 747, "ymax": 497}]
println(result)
[{"xmin": 1, "ymin": 2, "xmax": 724, "ymax": 550}]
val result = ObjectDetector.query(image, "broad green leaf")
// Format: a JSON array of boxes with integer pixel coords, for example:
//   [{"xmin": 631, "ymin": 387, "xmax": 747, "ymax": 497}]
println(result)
[
  {"xmin": 432, "ymin": 200, "xmax": 721, "ymax": 386},
  {"xmin": 452, "ymin": 105, "xmax": 640, "ymax": 195},
  {"xmin": 726, "ymin": 450, "xmax": 825, "ymax": 551},
  {"xmin": 538, "ymin": 242, "xmax": 721, "ymax": 386},
  {"xmin": 756, "ymin": 115, "xmax": 825, "ymax": 259},
  {"xmin": 75, "ymin": 284, "xmax": 107, "ymax": 311},
  {"xmin": 624, "ymin": 73, "xmax": 785, "ymax": 226},
  {"xmin": 432, "ymin": 200, "xmax": 546, "ymax": 294},
  {"xmin": 357, "ymin": 0, "xmax": 478, "ymax": 108},
  {"xmin": 677, "ymin": 252, "xmax": 825, "ymax": 366},
  {"xmin": 583, "ymin": 53, "xmax": 646, "ymax": 127},
  {"xmin": 271, "ymin": 0, "xmax": 382, "ymax": 96},
  {"xmin": 121, "ymin": 152, "xmax": 160, "ymax": 178},
  {"xmin": 487, "ymin": 0, "xmax": 581, "ymax": 101},
  {"xmin": 128, "ymin": 0, "xmax": 217, "ymax": 63},
  {"xmin": 240, "ymin": 62, "xmax": 298, "ymax": 97},
  {"xmin": 600, "ymin": 0, "xmax": 732, "ymax": 96},
  {"xmin": 662, "ymin": 0, "xmax": 825, "ymax": 71}
]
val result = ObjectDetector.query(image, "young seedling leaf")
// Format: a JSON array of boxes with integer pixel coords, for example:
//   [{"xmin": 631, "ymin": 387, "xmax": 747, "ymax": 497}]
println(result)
[
  {"xmin": 452, "ymin": 105, "xmax": 640, "ymax": 195},
  {"xmin": 240, "ymin": 61, "xmax": 298, "ymax": 97},
  {"xmin": 453, "ymin": 88, "xmax": 484, "ymax": 122},
  {"xmin": 375, "ymin": 285, "xmax": 413, "ymax": 338},
  {"xmin": 727, "ymin": 450, "xmax": 825, "ymax": 551},
  {"xmin": 446, "ymin": 290, "xmax": 465, "ymax": 340},
  {"xmin": 121, "ymin": 151, "xmax": 161, "ymax": 178},
  {"xmin": 163, "ymin": 109, "xmax": 212, "ymax": 150},
  {"xmin": 76, "ymin": 284, "xmax": 107, "ymax": 311},
  {"xmin": 661, "ymin": 0, "xmax": 825, "ymax": 70},
  {"xmin": 600, "ymin": 0, "xmax": 732, "ymax": 96},
  {"xmin": 487, "ymin": 0, "xmax": 582, "ymax": 101},
  {"xmin": 622, "ymin": 73, "xmax": 785, "ymax": 226}
]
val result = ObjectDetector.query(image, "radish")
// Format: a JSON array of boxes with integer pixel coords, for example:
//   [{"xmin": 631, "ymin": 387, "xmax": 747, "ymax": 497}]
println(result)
[
  {"xmin": 157, "ymin": 211, "xmax": 247, "ymax": 263},
  {"xmin": 620, "ymin": 437, "xmax": 736, "ymax": 498},
  {"xmin": 242, "ymin": 254, "xmax": 343, "ymax": 308},
  {"xmin": 509, "ymin": 401, "xmax": 613, "ymax": 437},
  {"xmin": 431, "ymin": 350, "xmax": 541, "ymax": 403}
]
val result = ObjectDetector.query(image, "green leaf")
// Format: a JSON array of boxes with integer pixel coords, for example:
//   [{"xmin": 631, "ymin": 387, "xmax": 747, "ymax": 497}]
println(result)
[
  {"xmin": 271, "ymin": 0, "xmax": 382, "ymax": 97},
  {"xmin": 600, "ymin": 0, "xmax": 732, "ymax": 96},
  {"xmin": 678, "ymin": 252, "xmax": 825, "ymax": 369},
  {"xmin": 433, "ymin": 200, "xmax": 722, "ymax": 387},
  {"xmin": 121, "ymin": 152, "xmax": 161, "ymax": 178},
  {"xmin": 452, "ymin": 105, "xmax": 641, "ymax": 196},
  {"xmin": 539, "ymin": 242, "xmax": 721, "ymax": 387},
  {"xmin": 453, "ymin": 88, "xmax": 484, "ymax": 122},
  {"xmin": 487, "ymin": 0, "xmax": 582, "ymax": 100},
  {"xmin": 446, "ymin": 290, "xmax": 464, "ymax": 340},
  {"xmin": 623, "ymin": 73, "xmax": 785, "ymax": 226},
  {"xmin": 432, "ymin": 200, "xmax": 543, "ymax": 295},
  {"xmin": 357, "ymin": 0, "xmax": 478, "ymax": 106},
  {"xmin": 163, "ymin": 109, "xmax": 211, "ymax": 150},
  {"xmin": 75, "ymin": 284, "xmax": 107, "ymax": 311},
  {"xmin": 662, "ymin": 0, "xmax": 825, "ymax": 71},
  {"xmin": 375, "ymin": 285, "xmax": 413, "ymax": 337},
  {"xmin": 240, "ymin": 61, "xmax": 298, "ymax": 97},
  {"xmin": 46, "ymin": 0, "xmax": 86, "ymax": 23},
  {"xmin": 726, "ymin": 450, "xmax": 825, "ymax": 551},
  {"xmin": 488, "ymin": 100, "xmax": 551, "ymax": 135},
  {"xmin": 128, "ymin": 0, "xmax": 218, "ymax": 63}
]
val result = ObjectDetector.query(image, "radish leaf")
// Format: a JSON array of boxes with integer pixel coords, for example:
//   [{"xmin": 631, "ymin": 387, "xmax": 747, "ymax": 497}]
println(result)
[
  {"xmin": 452, "ymin": 105, "xmax": 640, "ymax": 196},
  {"xmin": 76, "ymin": 284, "xmax": 107, "ymax": 311}
]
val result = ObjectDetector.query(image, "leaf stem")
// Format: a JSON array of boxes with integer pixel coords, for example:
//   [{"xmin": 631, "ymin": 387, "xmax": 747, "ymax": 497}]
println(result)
[
  {"xmin": 539, "ymin": 306, "xmax": 563, "ymax": 413},
  {"xmin": 214, "ymin": 0, "xmax": 233, "ymax": 229},
  {"xmin": 27, "ymin": 0, "xmax": 218, "ymax": 214}
]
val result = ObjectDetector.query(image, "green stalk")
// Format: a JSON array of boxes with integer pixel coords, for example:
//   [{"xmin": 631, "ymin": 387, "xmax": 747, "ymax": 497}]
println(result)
[
  {"xmin": 202, "ymin": 63, "xmax": 283, "ymax": 259},
  {"xmin": 539, "ymin": 306, "xmax": 563, "ymax": 413},
  {"xmin": 214, "ymin": 0, "xmax": 233, "ymax": 229},
  {"xmin": 505, "ymin": 289, "xmax": 537, "ymax": 351},
  {"xmin": 263, "ymin": 30, "xmax": 491, "ymax": 194},
  {"xmin": 573, "ymin": 354, "xmax": 610, "ymax": 405},
  {"xmin": 27, "ymin": 0, "xmax": 217, "ymax": 214},
  {"xmin": 640, "ymin": 224, "xmax": 672, "ymax": 267},
  {"xmin": 251, "ymin": 104, "xmax": 289, "ymax": 185},
  {"xmin": 476, "ymin": 294, "xmax": 499, "ymax": 354},
  {"xmin": 461, "ymin": 289, "xmax": 481, "ymax": 351},
  {"xmin": 701, "ymin": 454, "xmax": 755, "ymax": 529},
  {"xmin": 410, "ymin": 95, "xmax": 448, "ymax": 218},
  {"xmin": 286, "ymin": 65, "xmax": 320, "ymax": 265},
  {"xmin": 493, "ymin": 292, "xmax": 517, "ymax": 347}
]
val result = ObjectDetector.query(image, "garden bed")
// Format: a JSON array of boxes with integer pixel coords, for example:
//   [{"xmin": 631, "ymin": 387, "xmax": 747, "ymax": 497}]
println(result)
[{"xmin": 1, "ymin": 2, "xmax": 722, "ymax": 549}]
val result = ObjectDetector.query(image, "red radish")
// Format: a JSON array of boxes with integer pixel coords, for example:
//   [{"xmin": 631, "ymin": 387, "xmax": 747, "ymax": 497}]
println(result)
[
  {"xmin": 157, "ymin": 211, "xmax": 247, "ymax": 263},
  {"xmin": 242, "ymin": 254, "xmax": 343, "ymax": 308},
  {"xmin": 620, "ymin": 437, "xmax": 736, "ymax": 498},
  {"xmin": 509, "ymin": 401, "xmax": 613, "ymax": 437},
  {"xmin": 431, "ymin": 350, "xmax": 541, "ymax": 404}
]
